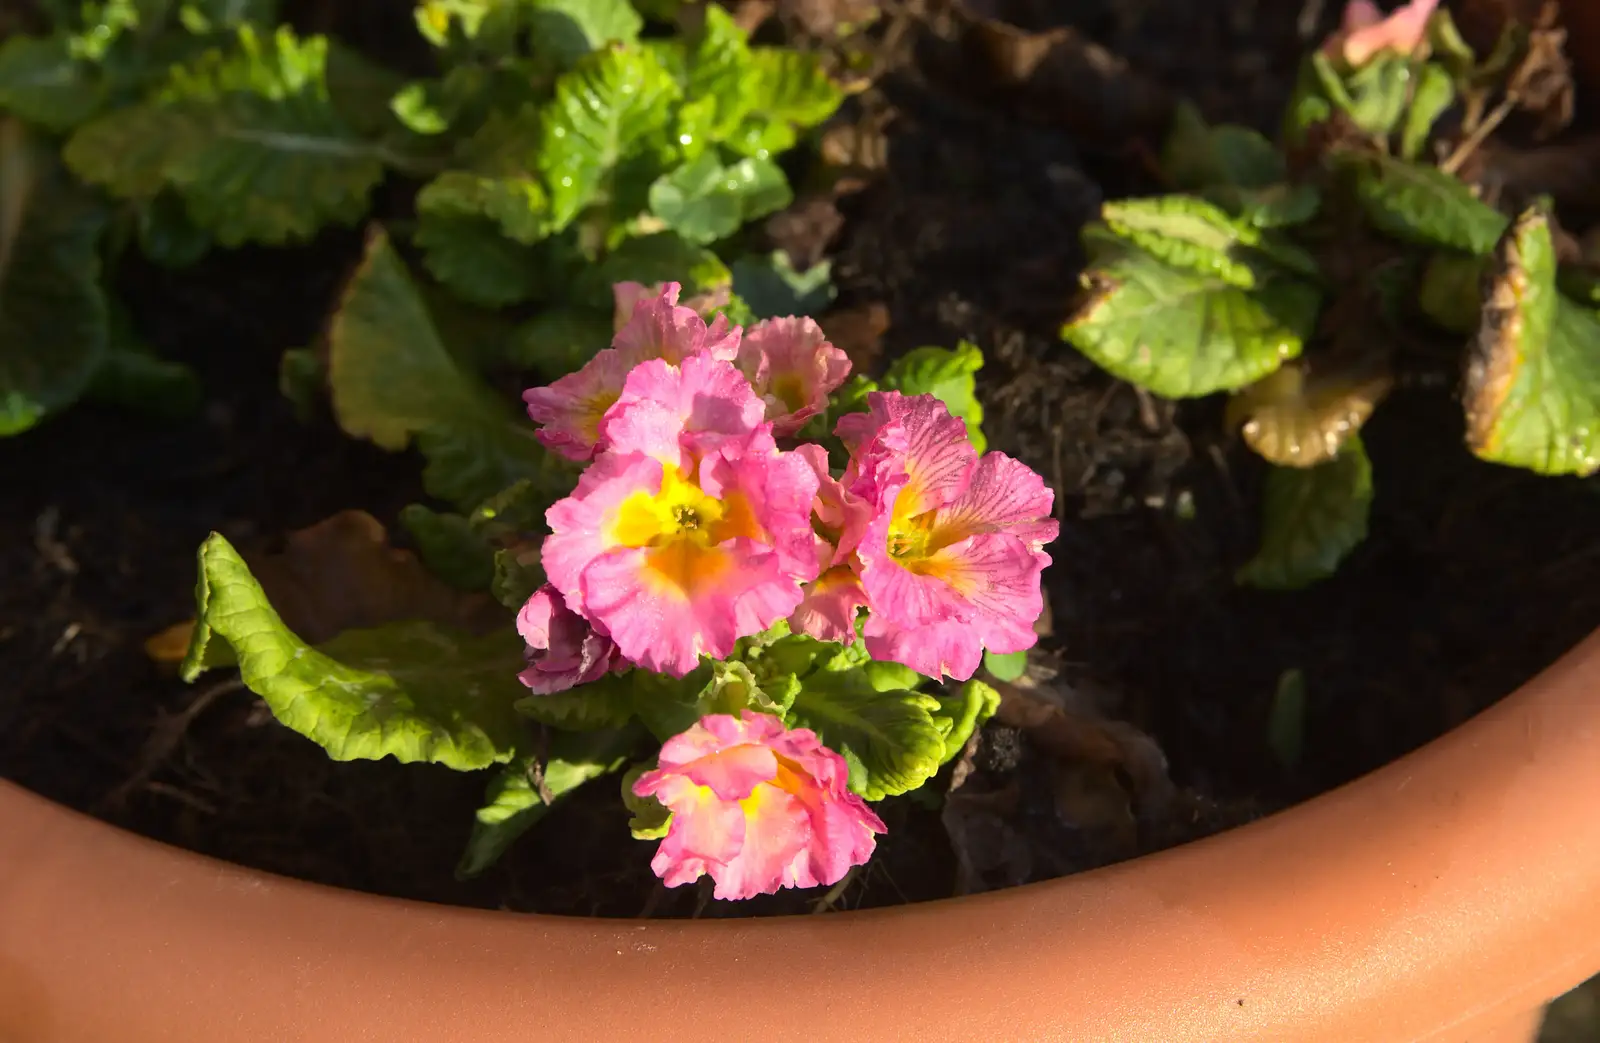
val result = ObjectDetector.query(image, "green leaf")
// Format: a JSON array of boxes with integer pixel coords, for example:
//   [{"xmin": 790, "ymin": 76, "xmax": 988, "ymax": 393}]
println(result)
[
  {"xmin": 785, "ymin": 653, "xmax": 946, "ymax": 801},
  {"xmin": 678, "ymin": 5, "xmax": 752, "ymax": 141},
  {"xmin": 647, "ymin": 151, "xmax": 793, "ymax": 245},
  {"xmin": 1236, "ymin": 435, "xmax": 1373, "ymax": 590},
  {"xmin": 526, "ymin": 0, "xmax": 643, "ymax": 68},
  {"xmin": 621, "ymin": 762, "xmax": 671, "ymax": 840},
  {"xmin": 932, "ymin": 677, "xmax": 999, "ymax": 764},
  {"xmin": 1202, "ymin": 182, "xmax": 1321, "ymax": 231},
  {"xmin": 1342, "ymin": 150, "xmax": 1508, "ymax": 256},
  {"xmin": 82, "ymin": 311, "xmax": 202, "ymax": 421},
  {"xmin": 1062, "ymin": 236, "xmax": 1320, "ymax": 399},
  {"xmin": 181, "ymin": 533, "xmax": 526, "ymax": 769},
  {"xmin": 507, "ymin": 307, "xmax": 613, "ymax": 377},
  {"xmin": 457, "ymin": 726, "xmax": 635, "ymax": 878},
  {"xmin": 515, "ymin": 669, "xmax": 641, "ymax": 730},
  {"xmin": 278, "ymin": 346, "xmax": 320, "ymax": 421},
  {"xmin": 0, "ymin": 34, "xmax": 103, "ymax": 132},
  {"xmin": 731, "ymin": 250, "xmax": 835, "ymax": 318},
  {"xmin": 574, "ymin": 230, "xmax": 729, "ymax": 307},
  {"xmin": 1101, "ymin": 195, "xmax": 1319, "ymax": 286},
  {"xmin": 881, "ymin": 341, "xmax": 986, "ymax": 452},
  {"xmin": 63, "ymin": 26, "xmax": 388, "ymax": 246},
  {"xmin": 328, "ymin": 226, "xmax": 569, "ymax": 508},
  {"xmin": 746, "ymin": 47, "xmax": 841, "ymax": 131},
  {"xmin": 490, "ymin": 546, "xmax": 544, "ymax": 608},
  {"xmin": 1464, "ymin": 206, "xmax": 1600, "ymax": 476},
  {"xmin": 982, "ymin": 649, "xmax": 1027, "ymax": 682},
  {"xmin": 1160, "ymin": 101, "xmax": 1283, "ymax": 191},
  {"xmin": 135, "ymin": 191, "xmax": 212, "ymax": 267},
  {"xmin": 417, "ymin": 167, "xmax": 551, "ymax": 246},
  {"xmin": 1266, "ymin": 668, "xmax": 1307, "ymax": 770},
  {"xmin": 414, "ymin": 212, "xmax": 544, "ymax": 307},
  {"xmin": 1400, "ymin": 62, "xmax": 1453, "ymax": 161},
  {"xmin": 537, "ymin": 44, "xmax": 679, "ymax": 229},
  {"xmin": 399, "ymin": 504, "xmax": 496, "ymax": 590},
  {"xmin": 0, "ymin": 119, "xmax": 109, "ymax": 437},
  {"xmin": 1338, "ymin": 53, "xmax": 1412, "ymax": 138},
  {"xmin": 1417, "ymin": 250, "xmax": 1483, "ymax": 334}
]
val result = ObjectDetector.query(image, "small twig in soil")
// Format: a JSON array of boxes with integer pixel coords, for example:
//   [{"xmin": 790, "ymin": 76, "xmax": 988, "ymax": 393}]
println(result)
[
  {"xmin": 98, "ymin": 677, "xmax": 245, "ymax": 813},
  {"xmin": 142, "ymin": 781, "xmax": 218, "ymax": 815},
  {"xmin": 1441, "ymin": 94, "xmax": 1519, "ymax": 176},
  {"xmin": 33, "ymin": 506, "xmax": 78, "ymax": 576},
  {"xmin": 811, "ymin": 866, "xmax": 859, "ymax": 913},
  {"xmin": 636, "ymin": 882, "xmax": 669, "ymax": 919},
  {"xmin": 49, "ymin": 621, "xmax": 81, "ymax": 658}
]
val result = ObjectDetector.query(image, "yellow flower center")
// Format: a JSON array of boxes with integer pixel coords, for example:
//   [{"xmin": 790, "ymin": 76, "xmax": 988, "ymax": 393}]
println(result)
[
  {"xmin": 769, "ymin": 373, "xmax": 808, "ymax": 414},
  {"xmin": 607, "ymin": 466, "xmax": 764, "ymax": 594}
]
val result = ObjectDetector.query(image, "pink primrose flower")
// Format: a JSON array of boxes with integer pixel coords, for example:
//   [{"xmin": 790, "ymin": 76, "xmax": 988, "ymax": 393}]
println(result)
[
  {"xmin": 632, "ymin": 710, "xmax": 886, "ymax": 900},
  {"xmin": 840, "ymin": 391, "xmax": 1058, "ymax": 680},
  {"xmin": 1324, "ymin": 0, "xmax": 1438, "ymax": 66},
  {"xmin": 735, "ymin": 316, "xmax": 851, "ymax": 436}
]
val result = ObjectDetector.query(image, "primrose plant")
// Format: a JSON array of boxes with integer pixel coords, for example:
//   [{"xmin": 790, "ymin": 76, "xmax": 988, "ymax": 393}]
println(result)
[
  {"xmin": 1061, "ymin": 0, "xmax": 1600, "ymax": 590},
  {"xmin": 183, "ymin": 278, "xmax": 1053, "ymax": 900}
]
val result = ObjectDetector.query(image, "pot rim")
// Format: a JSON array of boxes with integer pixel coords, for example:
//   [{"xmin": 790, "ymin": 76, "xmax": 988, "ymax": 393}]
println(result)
[{"xmin": 3, "ymin": 626, "xmax": 1598, "ymax": 1042}]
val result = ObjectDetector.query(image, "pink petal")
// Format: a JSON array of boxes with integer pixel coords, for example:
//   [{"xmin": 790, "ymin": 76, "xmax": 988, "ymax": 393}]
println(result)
[
  {"xmin": 542, "ymin": 452, "xmax": 665, "ymax": 617},
  {"xmin": 613, "ymin": 281, "xmax": 742, "ymax": 368},
  {"xmin": 600, "ymin": 354, "xmax": 768, "ymax": 466},
  {"xmin": 522, "ymin": 348, "xmax": 635, "ymax": 461},
  {"xmin": 841, "ymin": 392, "xmax": 978, "ymax": 516},
  {"xmin": 790, "ymin": 565, "xmax": 870, "ymax": 643},
  {"xmin": 737, "ymin": 316, "xmax": 852, "ymax": 436},
  {"xmin": 611, "ymin": 281, "xmax": 661, "ymax": 333},
  {"xmin": 930, "ymin": 451, "xmax": 1060, "ymax": 551}
]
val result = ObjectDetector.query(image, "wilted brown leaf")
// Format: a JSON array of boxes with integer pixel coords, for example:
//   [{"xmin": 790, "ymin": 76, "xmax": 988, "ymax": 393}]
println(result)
[
  {"xmin": 146, "ymin": 510, "xmax": 506, "ymax": 664},
  {"xmin": 818, "ymin": 301, "xmax": 890, "ymax": 372},
  {"xmin": 1225, "ymin": 356, "xmax": 1394, "ymax": 468}
]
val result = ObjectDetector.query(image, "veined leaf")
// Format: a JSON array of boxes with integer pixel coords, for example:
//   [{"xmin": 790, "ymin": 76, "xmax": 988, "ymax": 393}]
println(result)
[
  {"xmin": 1417, "ymin": 250, "xmax": 1485, "ymax": 334},
  {"xmin": 881, "ymin": 341, "xmax": 986, "ymax": 452},
  {"xmin": 621, "ymin": 762, "xmax": 671, "ymax": 839},
  {"xmin": 507, "ymin": 307, "xmax": 613, "ymax": 377},
  {"xmin": 63, "ymin": 26, "xmax": 389, "ymax": 246},
  {"xmin": 399, "ymin": 503, "xmax": 496, "ymax": 590},
  {"xmin": 731, "ymin": 250, "xmax": 835, "ymax": 318},
  {"xmin": 1225, "ymin": 357, "xmax": 1393, "ymax": 467},
  {"xmin": 746, "ymin": 47, "xmax": 841, "ymax": 130},
  {"xmin": 1237, "ymin": 436, "xmax": 1373, "ymax": 590},
  {"xmin": 574, "ymin": 229, "xmax": 729, "ymax": 307},
  {"xmin": 456, "ymin": 727, "xmax": 636, "ymax": 878},
  {"xmin": 1400, "ymin": 62, "xmax": 1453, "ymax": 161},
  {"xmin": 526, "ymin": 0, "xmax": 643, "ymax": 68},
  {"xmin": 1062, "ymin": 235, "xmax": 1320, "ymax": 398},
  {"xmin": 785, "ymin": 652, "xmax": 946, "ymax": 801},
  {"xmin": 646, "ymin": 150, "xmax": 791, "ymax": 245},
  {"xmin": 1101, "ymin": 195, "xmax": 1320, "ymax": 286},
  {"xmin": 1342, "ymin": 150, "xmax": 1508, "ymax": 256},
  {"xmin": 328, "ymin": 226, "xmax": 572, "ymax": 508},
  {"xmin": 1464, "ymin": 206, "xmax": 1600, "ymax": 476},
  {"xmin": 0, "ymin": 118, "xmax": 109, "ymax": 437},
  {"xmin": 933, "ymin": 677, "xmax": 1000, "ymax": 763},
  {"xmin": 416, "ymin": 165, "xmax": 550, "ymax": 245},
  {"xmin": 537, "ymin": 44, "xmax": 679, "ymax": 229},
  {"xmin": 181, "ymin": 533, "xmax": 526, "ymax": 770},
  {"xmin": 414, "ymin": 212, "xmax": 545, "ymax": 307},
  {"xmin": 1160, "ymin": 100, "xmax": 1283, "ymax": 191}
]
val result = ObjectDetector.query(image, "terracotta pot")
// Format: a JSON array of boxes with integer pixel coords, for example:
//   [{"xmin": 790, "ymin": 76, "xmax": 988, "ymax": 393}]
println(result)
[{"xmin": 1, "ymin": 623, "xmax": 1597, "ymax": 1042}]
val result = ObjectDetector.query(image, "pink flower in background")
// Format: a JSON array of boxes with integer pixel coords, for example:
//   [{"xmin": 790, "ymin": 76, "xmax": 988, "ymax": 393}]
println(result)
[
  {"xmin": 842, "ymin": 391, "xmax": 1057, "ymax": 681},
  {"xmin": 523, "ymin": 282, "xmax": 743, "ymax": 461},
  {"xmin": 515, "ymin": 584, "xmax": 625, "ymax": 694},
  {"xmin": 1324, "ymin": 0, "xmax": 1438, "ymax": 66},
  {"xmin": 632, "ymin": 710, "xmax": 885, "ymax": 900},
  {"xmin": 735, "ymin": 316, "xmax": 851, "ymax": 436},
  {"xmin": 612, "ymin": 280, "xmax": 740, "ymax": 367},
  {"xmin": 611, "ymin": 281, "xmax": 661, "ymax": 332}
]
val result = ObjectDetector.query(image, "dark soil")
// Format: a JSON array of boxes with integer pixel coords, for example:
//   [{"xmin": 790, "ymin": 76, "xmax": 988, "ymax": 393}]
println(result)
[{"xmin": 3, "ymin": 0, "xmax": 1599, "ymax": 917}]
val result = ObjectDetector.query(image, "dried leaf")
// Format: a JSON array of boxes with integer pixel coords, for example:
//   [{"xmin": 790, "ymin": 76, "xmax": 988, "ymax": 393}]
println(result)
[
  {"xmin": 818, "ymin": 301, "xmax": 889, "ymax": 372},
  {"xmin": 1226, "ymin": 355, "xmax": 1393, "ymax": 467}
]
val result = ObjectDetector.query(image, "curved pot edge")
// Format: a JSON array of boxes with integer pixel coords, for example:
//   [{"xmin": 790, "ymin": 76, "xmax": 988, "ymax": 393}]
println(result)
[{"xmin": 2, "ymin": 625, "xmax": 1598, "ymax": 1043}]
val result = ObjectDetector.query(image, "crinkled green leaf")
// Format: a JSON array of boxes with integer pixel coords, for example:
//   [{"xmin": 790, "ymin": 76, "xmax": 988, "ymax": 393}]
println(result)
[
  {"xmin": 63, "ymin": 26, "xmax": 389, "ymax": 246},
  {"xmin": 982, "ymin": 649, "xmax": 1027, "ymax": 682},
  {"xmin": 1338, "ymin": 53, "xmax": 1412, "ymax": 138},
  {"xmin": 508, "ymin": 307, "xmax": 613, "ymax": 377},
  {"xmin": 457, "ymin": 726, "xmax": 635, "ymax": 878},
  {"xmin": 515, "ymin": 670, "xmax": 640, "ymax": 730},
  {"xmin": 1202, "ymin": 182, "xmax": 1321, "ymax": 231},
  {"xmin": 574, "ymin": 229, "xmax": 729, "ymax": 307},
  {"xmin": 0, "ymin": 34, "xmax": 104, "ymax": 131},
  {"xmin": 678, "ymin": 4, "xmax": 751, "ymax": 141},
  {"xmin": 746, "ymin": 47, "xmax": 841, "ymax": 130},
  {"xmin": 537, "ymin": 44, "xmax": 679, "ymax": 229},
  {"xmin": 0, "ymin": 120, "xmax": 109, "ymax": 437},
  {"xmin": 784, "ymin": 650, "xmax": 946, "ymax": 800},
  {"xmin": 1417, "ymin": 250, "xmax": 1483, "ymax": 334},
  {"xmin": 1062, "ymin": 235, "xmax": 1320, "ymax": 398},
  {"xmin": 1464, "ymin": 206, "xmax": 1600, "ymax": 476},
  {"xmin": 881, "ymin": 341, "xmax": 986, "ymax": 452},
  {"xmin": 933, "ymin": 678, "xmax": 999, "ymax": 764},
  {"xmin": 1237, "ymin": 435, "xmax": 1372, "ymax": 590},
  {"xmin": 400, "ymin": 504, "xmax": 496, "ymax": 590},
  {"xmin": 181, "ymin": 533, "xmax": 526, "ymax": 769},
  {"xmin": 1400, "ymin": 62, "xmax": 1453, "ymax": 161},
  {"xmin": 1343, "ymin": 150, "xmax": 1508, "ymax": 256},
  {"xmin": 647, "ymin": 150, "xmax": 792, "ymax": 245},
  {"xmin": 1101, "ymin": 195, "xmax": 1319, "ymax": 286},
  {"xmin": 1160, "ymin": 100, "xmax": 1283, "ymax": 191},
  {"xmin": 417, "ymin": 167, "xmax": 551, "ymax": 245},
  {"xmin": 621, "ymin": 762, "xmax": 671, "ymax": 839},
  {"xmin": 415, "ymin": 212, "xmax": 544, "ymax": 307},
  {"xmin": 328, "ymin": 226, "xmax": 570, "ymax": 508},
  {"xmin": 731, "ymin": 250, "xmax": 835, "ymax": 318},
  {"xmin": 491, "ymin": 546, "xmax": 544, "ymax": 608}
]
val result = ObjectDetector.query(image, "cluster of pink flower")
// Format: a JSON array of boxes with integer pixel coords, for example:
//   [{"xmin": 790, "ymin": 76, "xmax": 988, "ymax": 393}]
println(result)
[{"xmin": 512, "ymin": 281, "xmax": 1058, "ymax": 899}]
